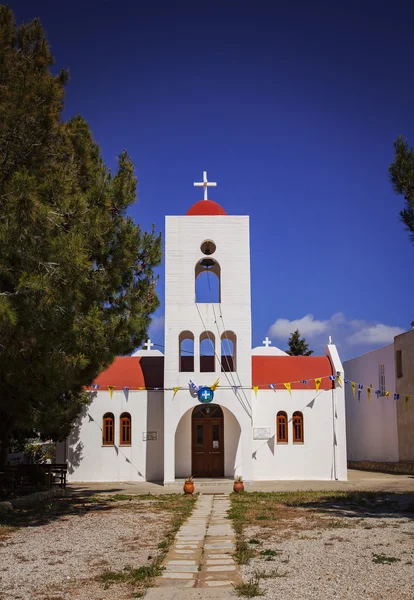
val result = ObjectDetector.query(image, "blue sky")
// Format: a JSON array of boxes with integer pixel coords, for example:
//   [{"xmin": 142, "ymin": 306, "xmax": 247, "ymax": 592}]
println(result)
[{"xmin": 9, "ymin": 0, "xmax": 414, "ymax": 360}]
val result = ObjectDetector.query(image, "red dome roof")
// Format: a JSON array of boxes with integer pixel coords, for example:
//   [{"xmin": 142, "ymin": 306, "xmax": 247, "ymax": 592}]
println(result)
[{"xmin": 186, "ymin": 200, "xmax": 227, "ymax": 216}]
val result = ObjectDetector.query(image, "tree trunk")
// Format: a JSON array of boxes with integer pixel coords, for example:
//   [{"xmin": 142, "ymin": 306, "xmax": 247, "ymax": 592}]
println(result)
[{"xmin": 0, "ymin": 415, "xmax": 13, "ymax": 467}]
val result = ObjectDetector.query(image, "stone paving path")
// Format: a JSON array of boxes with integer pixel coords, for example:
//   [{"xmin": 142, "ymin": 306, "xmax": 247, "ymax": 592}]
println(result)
[{"xmin": 150, "ymin": 494, "xmax": 240, "ymax": 596}]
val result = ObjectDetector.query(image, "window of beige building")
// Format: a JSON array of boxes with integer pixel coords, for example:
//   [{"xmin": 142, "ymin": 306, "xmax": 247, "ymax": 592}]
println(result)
[{"xmin": 396, "ymin": 350, "xmax": 403, "ymax": 378}]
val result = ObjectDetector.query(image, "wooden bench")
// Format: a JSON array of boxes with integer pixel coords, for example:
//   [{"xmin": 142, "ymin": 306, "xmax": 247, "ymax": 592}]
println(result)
[{"xmin": 41, "ymin": 463, "xmax": 67, "ymax": 489}]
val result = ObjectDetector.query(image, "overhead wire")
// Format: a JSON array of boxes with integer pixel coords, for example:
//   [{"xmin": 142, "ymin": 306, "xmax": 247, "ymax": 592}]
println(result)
[{"xmin": 205, "ymin": 268, "xmax": 252, "ymax": 415}]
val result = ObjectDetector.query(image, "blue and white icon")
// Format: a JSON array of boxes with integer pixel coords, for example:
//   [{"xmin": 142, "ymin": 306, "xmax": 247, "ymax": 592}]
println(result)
[{"xmin": 198, "ymin": 386, "xmax": 214, "ymax": 403}]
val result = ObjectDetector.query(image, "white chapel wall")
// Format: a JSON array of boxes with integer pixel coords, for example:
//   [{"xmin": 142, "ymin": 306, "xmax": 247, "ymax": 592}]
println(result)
[
  {"xmin": 65, "ymin": 390, "xmax": 164, "ymax": 482},
  {"xmin": 344, "ymin": 344, "xmax": 398, "ymax": 462}
]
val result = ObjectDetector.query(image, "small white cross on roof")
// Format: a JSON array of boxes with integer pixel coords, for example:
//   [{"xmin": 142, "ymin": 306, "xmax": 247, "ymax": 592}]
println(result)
[
  {"xmin": 143, "ymin": 338, "xmax": 154, "ymax": 350},
  {"xmin": 193, "ymin": 170, "xmax": 217, "ymax": 201},
  {"xmin": 263, "ymin": 337, "xmax": 272, "ymax": 348}
]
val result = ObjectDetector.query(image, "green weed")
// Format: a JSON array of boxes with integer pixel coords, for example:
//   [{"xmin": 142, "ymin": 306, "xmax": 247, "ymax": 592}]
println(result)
[{"xmin": 372, "ymin": 553, "xmax": 401, "ymax": 565}]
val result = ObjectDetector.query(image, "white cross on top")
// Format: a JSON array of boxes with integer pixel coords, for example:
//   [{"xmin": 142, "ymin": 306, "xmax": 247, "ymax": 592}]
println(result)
[
  {"xmin": 143, "ymin": 338, "xmax": 154, "ymax": 350},
  {"xmin": 202, "ymin": 390, "xmax": 210, "ymax": 400},
  {"xmin": 193, "ymin": 170, "xmax": 217, "ymax": 200},
  {"xmin": 262, "ymin": 337, "xmax": 272, "ymax": 348}
]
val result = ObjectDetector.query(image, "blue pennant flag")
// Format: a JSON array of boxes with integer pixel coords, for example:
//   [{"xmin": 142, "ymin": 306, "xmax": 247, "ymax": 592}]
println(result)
[
  {"xmin": 232, "ymin": 385, "xmax": 240, "ymax": 393},
  {"xmin": 357, "ymin": 384, "xmax": 363, "ymax": 402},
  {"xmin": 268, "ymin": 384, "xmax": 276, "ymax": 391},
  {"xmin": 375, "ymin": 389, "xmax": 381, "ymax": 398},
  {"xmin": 344, "ymin": 379, "xmax": 350, "ymax": 385},
  {"xmin": 300, "ymin": 380, "xmax": 309, "ymax": 385},
  {"xmin": 394, "ymin": 393, "xmax": 400, "ymax": 400},
  {"xmin": 329, "ymin": 375, "xmax": 337, "ymax": 381},
  {"xmin": 189, "ymin": 380, "xmax": 199, "ymax": 393},
  {"xmin": 92, "ymin": 383, "xmax": 100, "ymax": 389},
  {"xmin": 122, "ymin": 386, "xmax": 129, "ymax": 401}
]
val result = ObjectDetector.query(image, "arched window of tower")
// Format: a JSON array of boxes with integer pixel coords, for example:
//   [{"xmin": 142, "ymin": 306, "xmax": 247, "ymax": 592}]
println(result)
[
  {"xmin": 195, "ymin": 258, "xmax": 221, "ymax": 303},
  {"xmin": 221, "ymin": 331, "xmax": 237, "ymax": 372},
  {"xmin": 199, "ymin": 331, "xmax": 216, "ymax": 372},
  {"xmin": 179, "ymin": 330, "xmax": 194, "ymax": 372}
]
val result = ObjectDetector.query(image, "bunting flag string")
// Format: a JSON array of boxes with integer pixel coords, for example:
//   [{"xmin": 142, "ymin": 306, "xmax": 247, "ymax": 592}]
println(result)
[{"xmin": 84, "ymin": 372, "xmax": 409, "ymax": 409}]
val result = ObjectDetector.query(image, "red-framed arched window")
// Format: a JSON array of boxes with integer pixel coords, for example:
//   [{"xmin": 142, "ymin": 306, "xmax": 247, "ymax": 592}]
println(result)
[
  {"xmin": 292, "ymin": 411, "xmax": 304, "ymax": 443},
  {"xmin": 276, "ymin": 411, "xmax": 288, "ymax": 443},
  {"xmin": 120, "ymin": 412, "xmax": 131, "ymax": 446},
  {"xmin": 103, "ymin": 413, "xmax": 114, "ymax": 446}
]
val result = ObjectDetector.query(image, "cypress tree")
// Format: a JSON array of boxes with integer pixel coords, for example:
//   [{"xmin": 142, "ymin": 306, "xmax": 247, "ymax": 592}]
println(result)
[
  {"xmin": 389, "ymin": 136, "xmax": 414, "ymax": 242},
  {"xmin": 286, "ymin": 329, "xmax": 313, "ymax": 356}
]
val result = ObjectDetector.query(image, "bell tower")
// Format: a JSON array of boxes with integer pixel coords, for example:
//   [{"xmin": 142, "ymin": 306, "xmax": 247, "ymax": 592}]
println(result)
[{"xmin": 163, "ymin": 172, "xmax": 253, "ymax": 483}]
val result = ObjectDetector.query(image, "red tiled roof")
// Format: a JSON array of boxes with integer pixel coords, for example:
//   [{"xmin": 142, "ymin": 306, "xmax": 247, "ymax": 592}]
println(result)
[
  {"xmin": 88, "ymin": 356, "xmax": 164, "ymax": 390},
  {"xmin": 252, "ymin": 355, "xmax": 333, "ymax": 389},
  {"xmin": 186, "ymin": 200, "xmax": 227, "ymax": 216}
]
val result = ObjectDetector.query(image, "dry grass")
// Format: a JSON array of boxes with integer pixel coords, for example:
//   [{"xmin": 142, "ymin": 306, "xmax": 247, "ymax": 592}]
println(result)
[
  {"xmin": 229, "ymin": 490, "xmax": 413, "ymax": 560},
  {"xmin": 0, "ymin": 493, "xmax": 196, "ymax": 599}
]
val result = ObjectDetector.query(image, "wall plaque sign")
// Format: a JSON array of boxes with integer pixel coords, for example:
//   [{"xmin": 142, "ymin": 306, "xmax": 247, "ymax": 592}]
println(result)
[
  {"xmin": 142, "ymin": 431, "xmax": 158, "ymax": 441},
  {"xmin": 253, "ymin": 427, "xmax": 271, "ymax": 440}
]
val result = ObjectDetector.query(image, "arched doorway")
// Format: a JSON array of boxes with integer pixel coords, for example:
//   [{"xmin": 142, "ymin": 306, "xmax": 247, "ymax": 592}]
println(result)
[{"xmin": 192, "ymin": 404, "xmax": 224, "ymax": 477}]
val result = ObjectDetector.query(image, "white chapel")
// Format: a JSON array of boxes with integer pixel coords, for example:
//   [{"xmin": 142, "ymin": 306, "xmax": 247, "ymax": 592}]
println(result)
[{"xmin": 58, "ymin": 173, "xmax": 347, "ymax": 483}]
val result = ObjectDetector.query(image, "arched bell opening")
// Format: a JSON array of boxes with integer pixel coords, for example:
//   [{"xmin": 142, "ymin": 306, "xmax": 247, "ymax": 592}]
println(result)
[
  {"xmin": 221, "ymin": 331, "xmax": 237, "ymax": 372},
  {"xmin": 195, "ymin": 258, "xmax": 221, "ymax": 303},
  {"xmin": 200, "ymin": 331, "xmax": 215, "ymax": 372},
  {"xmin": 179, "ymin": 330, "xmax": 194, "ymax": 372}
]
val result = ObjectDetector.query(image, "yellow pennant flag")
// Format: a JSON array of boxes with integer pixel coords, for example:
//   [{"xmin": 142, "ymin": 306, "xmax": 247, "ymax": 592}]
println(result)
[
  {"xmin": 367, "ymin": 386, "xmax": 372, "ymax": 402},
  {"xmin": 173, "ymin": 386, "xmax": 180, "ymax": 398},
  {"xmin": 315, "ymin": 378, "xmax": 322, "ymax": 392},
  {"xmin": 405, "ymin": 395, "xmax": 410, "ymax": 411},
  {"xmin": 351, "ymin": 382, "xmax": 356, "ymax": 397},
  {"xmin": 337, "ymin": 375, "xmax": 343, "ymax": 387},
  {"xmin": 253, "ymin": 386, "xmax": 259, "ymax": 396},
  {"xmin": 284, "ymin": 382, "xmax": 292, "ymax": 396},
  {"xmin": 138, "ymin": 387, "xmax": 145, "ymax": 391},
  {"xmin": 108, "ymin": 386, "xmax": 114, "ymax": 399},
  {"xmin": 385, "ymin": 391, "xmax": 390, "ymax": 397},
  {"xmin": 211, "ymin": 378, "xmax": 220, "ymax": 391}
]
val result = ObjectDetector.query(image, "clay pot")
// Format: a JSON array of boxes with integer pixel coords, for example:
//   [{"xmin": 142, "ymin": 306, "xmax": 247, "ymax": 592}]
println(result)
[
  {"xmin": 183, "ymin": 482, "xmax": 194, "ymax": 495},
  {"xmin": 233, "ymin": 481, "xmax": 244, "ymax": 493}
]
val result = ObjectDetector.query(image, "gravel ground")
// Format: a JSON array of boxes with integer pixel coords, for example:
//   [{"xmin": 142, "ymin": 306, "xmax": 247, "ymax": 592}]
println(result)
[
  {"xmin": 0, "ymin": 499, "xmax": 173, "ymax": 600},
  {"xmin": 242, "ymin": 513, "xmax": 414, "ymax": 599}
]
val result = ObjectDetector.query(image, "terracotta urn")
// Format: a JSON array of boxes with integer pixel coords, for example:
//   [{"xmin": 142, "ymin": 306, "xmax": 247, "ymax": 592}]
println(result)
[
  {"xmin": 233, "ymin": 480, "xmax": 244, "ymax": 493},
  {"xmin": 183, "ymin": 480, "xmax": 194, "ymax": 495}
]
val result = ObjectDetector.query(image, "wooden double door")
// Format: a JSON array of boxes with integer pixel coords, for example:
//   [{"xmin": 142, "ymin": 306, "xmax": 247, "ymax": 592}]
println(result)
[{"xmin": 192, "ymin": 404, "xmax": 224, "ymax": 478}]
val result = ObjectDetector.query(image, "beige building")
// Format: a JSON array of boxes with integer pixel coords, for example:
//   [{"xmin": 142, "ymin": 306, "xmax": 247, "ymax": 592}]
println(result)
[{"xmin": 395, "ymin": 329, "xmax": 414, "ymax": 462}]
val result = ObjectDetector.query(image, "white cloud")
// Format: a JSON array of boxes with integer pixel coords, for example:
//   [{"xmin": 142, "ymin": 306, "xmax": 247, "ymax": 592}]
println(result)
[
  {"xmin": 347, "ymin": 323, "xmax": 404, "ymax": 345},
  {"xmin": 268, "ymin": 312, "xmax": 405, "ymax": 356},
  {"xmin": 269, "ymin": 313, "xmax": 343, "ymax": 339}
]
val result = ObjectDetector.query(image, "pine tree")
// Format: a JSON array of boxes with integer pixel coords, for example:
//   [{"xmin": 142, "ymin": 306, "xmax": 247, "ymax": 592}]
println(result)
[
  {"xmin": 389, "ymin": 136, "xmax": 414, "ymax": 242},
  {"xmin": 286, "ymin": 330, "xmax": 313, "ymax": 356},
  {"xmin": 0, "ymin": 8, "xmax": 162, "ymax": 463}
]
